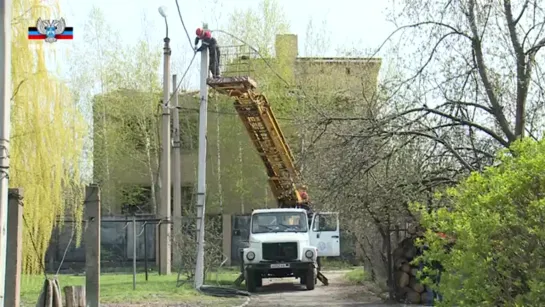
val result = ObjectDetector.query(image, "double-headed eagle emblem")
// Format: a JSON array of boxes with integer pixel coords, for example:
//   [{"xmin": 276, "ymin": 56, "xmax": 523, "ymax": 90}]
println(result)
[{"xmin": 36, "ymin": 17, "xmax": 66, "ymax": 43}]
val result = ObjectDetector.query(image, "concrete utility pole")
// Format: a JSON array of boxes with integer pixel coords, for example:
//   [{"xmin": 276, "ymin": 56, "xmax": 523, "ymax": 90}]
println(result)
[
  {"xmin": 172, "ymin": 74, "xmax": 182, "ymax": 262},
  {"xmin": 194, "ymin": 22, "xmax": 210, "ymax": 289},
  {"xmin": 5, "ymin": 189, "xmax": 23, "ymax": 307},
  {"xmin": 158, "ymin": 6, "xmax": 172, "ymax": 275},
  {"xmin": 0, "ymin": 1, "xmax": 12, "ymax": 305},
  {"xmin": 85, "ymin": 185, "xmax": 101, "ymax": 307}
]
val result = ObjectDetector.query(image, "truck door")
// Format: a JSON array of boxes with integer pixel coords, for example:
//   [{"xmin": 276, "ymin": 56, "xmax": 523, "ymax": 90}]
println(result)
[{"xmin": 310, "ymin": 212, "xmax": 340, "ymax": 257}]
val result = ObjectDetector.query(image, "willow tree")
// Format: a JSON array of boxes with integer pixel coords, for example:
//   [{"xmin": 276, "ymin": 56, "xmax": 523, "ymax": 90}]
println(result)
[{"xmin": 11, "ymin": 0, "xmax": 86, "ymax": 273}]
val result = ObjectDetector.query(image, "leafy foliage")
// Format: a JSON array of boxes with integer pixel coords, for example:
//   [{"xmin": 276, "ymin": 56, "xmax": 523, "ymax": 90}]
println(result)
[
  {"xmin": 413, "ymin": 138, "xmax": 545, "ymax": 306},
  {"xmin": 11, "ymin": 0, "xmax": 86, "ymax": 274}
]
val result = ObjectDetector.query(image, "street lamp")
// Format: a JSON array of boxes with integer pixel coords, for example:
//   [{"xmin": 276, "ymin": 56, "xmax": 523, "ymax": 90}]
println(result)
[
  {"xmin": 158, "ymin": 6, "xmax": 169, "ymax": 38},
  {"xmin": 158, "ymin": 5, "xmax": 172, "ymax": 276}
]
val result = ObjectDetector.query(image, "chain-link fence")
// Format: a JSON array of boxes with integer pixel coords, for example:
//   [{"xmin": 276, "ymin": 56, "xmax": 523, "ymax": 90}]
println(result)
[
  {"xmin": 45, "ymin": 215, "xmax": 159, "ymax": 274},
  {"xmin": 45, "ymin": 214, "xmax": 361, "ymax": 283},
  {"xmin": 45, "ymin": 214, "xmax": 230, "ymax": 276}
]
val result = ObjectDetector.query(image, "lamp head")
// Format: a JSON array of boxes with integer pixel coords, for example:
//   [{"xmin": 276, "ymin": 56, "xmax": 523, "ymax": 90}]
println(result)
[{"xmin": 158, "ymin": 6, "xmax": 167, "ymax": 18}]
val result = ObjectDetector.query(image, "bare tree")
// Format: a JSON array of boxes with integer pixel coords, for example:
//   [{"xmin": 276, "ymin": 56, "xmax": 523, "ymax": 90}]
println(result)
[
  {"xmin": 324, "ymin": 0, "xmax": 544, "ymax": 171},
  {"xmin": 297, "ymin": 0, "xmax": 545, "ymax": 296}
]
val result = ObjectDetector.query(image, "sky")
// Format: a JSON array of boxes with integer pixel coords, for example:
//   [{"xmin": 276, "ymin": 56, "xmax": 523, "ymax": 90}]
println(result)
[
  {"xmin": 43, "ymin": 0, "xmax": 398, "ymax": 180},
  {"xmin": 54, "ymin": 0, "xmax": 397, "ymax": 90}
]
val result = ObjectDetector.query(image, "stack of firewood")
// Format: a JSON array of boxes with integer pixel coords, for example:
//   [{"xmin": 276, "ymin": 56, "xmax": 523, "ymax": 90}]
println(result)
[{"xmin": 392, "ymin": 237, "xmax": 434, "ymax": 305}]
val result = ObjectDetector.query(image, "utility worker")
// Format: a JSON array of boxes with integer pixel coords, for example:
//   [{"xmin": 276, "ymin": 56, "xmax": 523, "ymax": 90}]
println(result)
[{"xmin": 195, "ymin": 28, "xmax": 221, "ymax": 78}]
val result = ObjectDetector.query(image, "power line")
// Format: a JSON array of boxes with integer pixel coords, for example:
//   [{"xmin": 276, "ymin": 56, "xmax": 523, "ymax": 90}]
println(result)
[
  {"xmin": 162, "ymin": 0, "xmax": 199, "ymax": 108},
  {"xmin": 176, "ymin": 106, "xmax": 295, "ymax": 121},
  {"xmin": 174, "ymin": 0, "xmax": 194, "ymax": 51},
  {"xmin": 165, "ymin": 51, "xmax": 197, "ymax": 107}
]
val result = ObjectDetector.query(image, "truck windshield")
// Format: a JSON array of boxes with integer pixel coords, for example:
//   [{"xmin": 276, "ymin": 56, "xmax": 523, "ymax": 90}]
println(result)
[{"xmin": 251, "ymin": 212, "xmax": 308, "ymax": 233}]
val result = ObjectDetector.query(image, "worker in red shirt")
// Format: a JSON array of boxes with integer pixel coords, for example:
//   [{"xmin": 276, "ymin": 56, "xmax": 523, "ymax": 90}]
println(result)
[{"xmin": 195, "ymin": 28, "xmax": 221, "ymax": 78}]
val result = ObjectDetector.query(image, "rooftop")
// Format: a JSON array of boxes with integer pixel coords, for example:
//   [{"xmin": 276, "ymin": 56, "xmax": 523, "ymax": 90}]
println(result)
[
  {"xmin": 251, "ymin": 208, "xmax": 308, "ymax": 214},
  {"xmin": 296, "ymin": 57, "xmax": 382, "ymax": 63}
]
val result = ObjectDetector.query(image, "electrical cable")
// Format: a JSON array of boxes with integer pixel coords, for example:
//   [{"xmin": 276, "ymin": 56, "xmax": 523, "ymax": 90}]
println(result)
[
  {"xmin": 174, "ymin": 0, "xmax": 195, "ymax": 51},
  {"xmin": 197, "ymin": 285, "xmax": 251, "ymax": 298},
  {"xmin": 178, "ymin": 30, "xmax": 300, "ymax": 300},
  {"xmin": 162, "ymin": 7, "xmax": 250, "ymax": 297},
  {"xmin": 167, "ymin": 10, "xmax": 255, "ymax": 298},
  {"xmin": 161, "ymin": 0, "xmax": 200, "ymax": 108},
  {"xmin": 164, "ymin": 51, "xmax": 198, "ymax": 107},
  {"xmin": 21, "ymin": 190, "xmax": 93, "ymax": 281},
  {"xmin": 175, "ymin": 105, "xmax": 295, "ymax": 121}
]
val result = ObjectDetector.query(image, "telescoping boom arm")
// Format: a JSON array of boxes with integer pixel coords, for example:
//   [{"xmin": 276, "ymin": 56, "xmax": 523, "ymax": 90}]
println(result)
[{"xmin": 207, "ymin": 76, "xmax": 309, "ymax": 209}]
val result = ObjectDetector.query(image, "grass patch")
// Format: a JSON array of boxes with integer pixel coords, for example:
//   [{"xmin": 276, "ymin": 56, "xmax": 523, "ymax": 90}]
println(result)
[
  {"xmin": 20, "ymin": 271, "xmax": 240, "ymax": 305},
  {"xmin": 320, "ymin": 258, "xmax": 358, "ymax": 270},
  {"xmin": 344, "ymin": 267, "xmax": 370, "ymax": 284}
]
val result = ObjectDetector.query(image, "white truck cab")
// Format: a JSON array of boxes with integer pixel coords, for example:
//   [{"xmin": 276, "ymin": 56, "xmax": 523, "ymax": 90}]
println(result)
[{"xmin": 241, "ymin": 208, "xmax": 340, "ymax": 292}]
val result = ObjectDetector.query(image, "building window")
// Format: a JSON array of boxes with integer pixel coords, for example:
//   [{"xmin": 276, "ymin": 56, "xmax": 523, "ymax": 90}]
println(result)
[{"xmin": 120, "ymin": 185, "xmax": 153, "ymax": 214}]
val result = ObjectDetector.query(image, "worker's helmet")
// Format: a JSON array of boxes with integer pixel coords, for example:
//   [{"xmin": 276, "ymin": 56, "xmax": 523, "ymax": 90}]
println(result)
[
  {"xmin": 203, "ymin": 30, "xmax": 212, "ymax": 39},
  {"xmin": 196, "ymin": 28, "xmax": 204, "ymax": 37}
]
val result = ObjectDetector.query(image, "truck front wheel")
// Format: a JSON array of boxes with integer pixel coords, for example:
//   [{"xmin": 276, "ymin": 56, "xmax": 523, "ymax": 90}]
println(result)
[
  {"xmin": 256, "ymin": 274, "xmax": 262, "ymax": 287},
  {"xmin": 245, "ymin": 269, "xmax": 257, "ymax": 292},
  {"xmin": 305, "ymin": 269, "xmax": 316, "ymax": 290}
]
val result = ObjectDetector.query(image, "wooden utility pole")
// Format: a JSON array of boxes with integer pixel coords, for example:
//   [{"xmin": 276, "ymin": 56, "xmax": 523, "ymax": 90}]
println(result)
[{"xmin": 85, "ymin": 185, "xmax": 100, "ymax": 307}]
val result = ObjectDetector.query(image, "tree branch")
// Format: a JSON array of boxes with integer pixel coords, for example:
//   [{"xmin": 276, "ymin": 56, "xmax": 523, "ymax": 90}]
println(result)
[
  {"xmin": 504, "ymin": 0, "xmax": 530, "ymax": 138},
  {"xmin": 467, "ymin": 0, "xmax": 516, "ymax": 143},
  {"xmin": 11, "ymin": 79, "xmax": 27, "ymax": 101},
  {"xmin": 388, "ymin": 106, "xmax": 510, "ymax": 147},
  {"xmin": 513, "ymin": 0, "xmax": 530, "ymax": 24},
  {"xmin": 444, "ymin": 99, "xmax": 494, "ymax": 114},
  {"xmin": 526, "ymin": 37, "xmax": 545, "ymax": 55},
  {"xmin": 378, "ymin": 129, "xmax": 475, "ymax": 171}
]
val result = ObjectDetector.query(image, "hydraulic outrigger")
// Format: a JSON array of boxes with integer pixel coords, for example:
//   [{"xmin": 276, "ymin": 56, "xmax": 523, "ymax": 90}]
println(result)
[{"xmin": 207, "ymin": 76, "xmax": 329, "ymax": 287}]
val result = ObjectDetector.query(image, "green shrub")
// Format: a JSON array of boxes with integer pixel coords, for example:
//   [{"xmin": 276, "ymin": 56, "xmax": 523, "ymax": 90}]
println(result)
[
  {"xmin": 412, "ymin": 139, "xmax": 545, "ymax": 307},
  {"xmin": 344, "ymin": 267, "xmax": 369, "ymax": 284}
]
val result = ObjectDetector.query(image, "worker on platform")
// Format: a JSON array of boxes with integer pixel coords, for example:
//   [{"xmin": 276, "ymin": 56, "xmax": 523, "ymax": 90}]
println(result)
[{"xmin": 195, "ymin": 28, "xmax": 221, "ymax": 78}]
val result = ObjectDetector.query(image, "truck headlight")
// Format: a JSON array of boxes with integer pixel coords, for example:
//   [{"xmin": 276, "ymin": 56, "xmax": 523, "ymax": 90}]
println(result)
[
  {"xmin": 305, "ymin": 250, "xmax": 314, "ymax": 259},
  {"xmin": 246, "ymin": 251, "xmax": 256, "ymax": 261}
]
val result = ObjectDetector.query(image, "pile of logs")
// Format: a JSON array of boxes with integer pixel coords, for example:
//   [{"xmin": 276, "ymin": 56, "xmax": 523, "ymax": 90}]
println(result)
[{"xmin": 393, "ymin": 237, "xmax": 434, "ymax": 305}]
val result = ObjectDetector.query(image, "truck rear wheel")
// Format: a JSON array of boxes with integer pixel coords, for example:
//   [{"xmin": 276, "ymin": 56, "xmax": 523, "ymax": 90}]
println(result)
[{"xmin": 305, "ymin": 269, "xmax": 315, "ymax": 290}]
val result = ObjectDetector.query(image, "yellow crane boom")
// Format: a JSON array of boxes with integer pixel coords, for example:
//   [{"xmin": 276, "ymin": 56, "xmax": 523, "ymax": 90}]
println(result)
[{"xmin": 207, "ymin": 76, "xmax": 309, "ymax": 209}]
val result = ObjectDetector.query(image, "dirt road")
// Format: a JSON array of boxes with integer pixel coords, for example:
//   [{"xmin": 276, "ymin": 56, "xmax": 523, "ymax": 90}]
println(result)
[
  {"xmin": 246, "ymin": 270, "xmax": 392, "ymax": 307},
  {"xmin": 101, "ymin": 270, "xmax": 399, "ymax": 307}
]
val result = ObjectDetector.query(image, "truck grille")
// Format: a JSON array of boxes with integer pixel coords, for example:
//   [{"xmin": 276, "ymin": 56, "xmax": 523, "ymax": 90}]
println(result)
[{"xmin": 262, "ymin": 242, "xmax": 298, "ymax": 261}]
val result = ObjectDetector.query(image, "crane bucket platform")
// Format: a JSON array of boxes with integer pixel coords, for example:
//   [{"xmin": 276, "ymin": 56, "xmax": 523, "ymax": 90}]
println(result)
[
  {"xmin": 207, "ymin": 76, "xmax": 309, "ymax": 210},
  {"xmin": 206, "ymin": 76, "xmax": 256, "ymax": 97}
]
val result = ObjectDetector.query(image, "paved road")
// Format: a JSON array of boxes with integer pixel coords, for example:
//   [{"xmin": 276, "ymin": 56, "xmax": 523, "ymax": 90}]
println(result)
[{"xmin": 246, "ymin": 270, "xmax": 395, "ymax": 307}]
